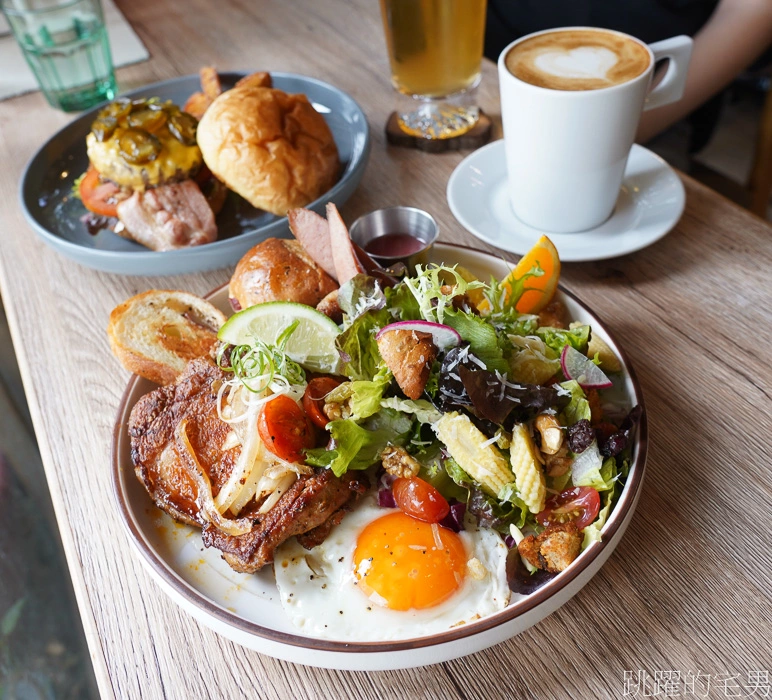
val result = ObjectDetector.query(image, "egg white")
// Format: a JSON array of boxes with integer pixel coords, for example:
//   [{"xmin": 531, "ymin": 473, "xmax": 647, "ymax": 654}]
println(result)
[{"xmin": 273, "ymin": 495, "xmax": 510, "ymax": 641}]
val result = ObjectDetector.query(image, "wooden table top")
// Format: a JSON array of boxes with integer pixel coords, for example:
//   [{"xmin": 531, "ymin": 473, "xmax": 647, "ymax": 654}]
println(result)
[{"xmin": 1, "ymin": 1, "xmax": 770, "ymax": 697}]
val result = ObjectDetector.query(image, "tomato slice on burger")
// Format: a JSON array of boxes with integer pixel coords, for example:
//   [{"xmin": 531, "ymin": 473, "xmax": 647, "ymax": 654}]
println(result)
[
  {"xmin": 302, "ymin": 376, "xmax": 342, "ymax": 429},
  {"xmin": 79, "ymin": 166, "xmax": 121, "ymax": 218},
  {"xmin": 258, "ymin": 394, "xmax": 315, "ymax": 463},
  {"xmin": 536, "ymin": 486, "xmax": 601, "ymax": 530},
  {"xmin": 392, "ymin": 476, "xmax": 450, "ymax": 524}
]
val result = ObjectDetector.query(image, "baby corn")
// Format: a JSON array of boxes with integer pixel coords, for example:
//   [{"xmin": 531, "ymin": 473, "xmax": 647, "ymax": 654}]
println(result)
[
  {"xmin": 509, "ymin": 423, "xmax": 546, "ymax": 514},
  {"xmin": 434, "ymin": 412, "xmax": 515, "ymax": 497}
]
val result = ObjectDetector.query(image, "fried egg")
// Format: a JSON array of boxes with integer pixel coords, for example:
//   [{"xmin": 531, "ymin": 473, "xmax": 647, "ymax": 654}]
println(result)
[{"xmin": 273, "ymin": 496, "xmax": 510, "ymax": 641}]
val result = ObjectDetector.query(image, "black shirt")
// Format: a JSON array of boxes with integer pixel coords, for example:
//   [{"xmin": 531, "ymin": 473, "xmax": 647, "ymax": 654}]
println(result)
[{"xmin": 485, "ymin": 0, "xmax": 719, "ymax": 60}]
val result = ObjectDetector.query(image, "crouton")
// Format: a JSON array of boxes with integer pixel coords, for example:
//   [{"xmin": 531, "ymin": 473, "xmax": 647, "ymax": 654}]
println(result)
[
  {"xmin": 376, "ymin": 329, "xmax": 436, "ymax": 400},
  {"xmin": 517, "ymin": 522, "xmax": 582, "ymax": 573},
  {"xmin": 316, "ymin": 289, "xmax": 343, "ymax": 324}
]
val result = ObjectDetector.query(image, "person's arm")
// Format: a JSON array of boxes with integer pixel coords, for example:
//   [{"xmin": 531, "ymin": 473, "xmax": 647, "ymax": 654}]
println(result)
[{"xmin": 637, "ymin": 0, "xmax": 772, "ymax": 143}]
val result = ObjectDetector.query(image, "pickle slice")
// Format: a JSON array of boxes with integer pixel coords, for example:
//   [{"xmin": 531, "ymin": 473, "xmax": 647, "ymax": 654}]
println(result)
[
  {"xmin": 168, "ymin": 112, "xmax": 198, "ymax": 146},
  {"xmin": 118, "ymin": 128, "xmax": 161, "ymax": 164},
  {"xmin": 128, "ymin": 108, "xmax": 168, "ymax": 132},
  {"xmin": 91, "ymin": 115, "xmax": 118, "ymax": 142}
]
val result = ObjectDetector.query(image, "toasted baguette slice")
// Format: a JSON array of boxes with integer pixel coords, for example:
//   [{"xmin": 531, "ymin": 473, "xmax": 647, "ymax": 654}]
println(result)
[{"xmin": 108, "ymin": 290, "xmax": 227, "ymax": 385}]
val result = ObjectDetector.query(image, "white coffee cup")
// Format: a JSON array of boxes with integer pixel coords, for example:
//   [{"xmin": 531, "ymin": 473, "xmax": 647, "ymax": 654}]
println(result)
[{"xmin": 498, "ymin": 27, "xmax": 693, "ymax": 233}]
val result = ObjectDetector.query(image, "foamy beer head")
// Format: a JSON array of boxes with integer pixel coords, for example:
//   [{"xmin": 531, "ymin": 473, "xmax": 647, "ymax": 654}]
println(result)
[{"xmin": 505, "ymin": 29, "xmax": 650, "ymax": 91}]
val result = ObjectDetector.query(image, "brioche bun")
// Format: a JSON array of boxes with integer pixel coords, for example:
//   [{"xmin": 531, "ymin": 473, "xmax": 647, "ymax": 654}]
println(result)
[
  {"xmin": 197, "ymin": 86, "xmax": 340, "ymax": 216},
  {"xmin": 229, "ymin": 238, "xmax": 338, "ymax": 310}
]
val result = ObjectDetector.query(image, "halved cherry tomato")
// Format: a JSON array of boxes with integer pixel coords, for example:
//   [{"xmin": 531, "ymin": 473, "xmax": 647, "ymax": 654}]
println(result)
[
  {"xmin": 302, "ymin": 377, "xmax": 342, "ymax": 429},
  {"xmin": 536, "ymin": 486, "xmax": 601, "ymax": 530},
  {"xmin": 79, "ymin": 166, "xmax": 120, "ymax": 218},
  {"xmin": 257, "ymin": 394, "xmax": 315, "ymax": 463},
  {"xmin": 392, "ymin": 476, "xmax": 450, "ymax": 524}
]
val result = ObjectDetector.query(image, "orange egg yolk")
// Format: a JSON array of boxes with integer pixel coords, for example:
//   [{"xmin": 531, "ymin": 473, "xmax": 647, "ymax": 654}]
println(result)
[{"xmin": 353, "ymin": 512, "xmax": 467, "ymax": 611}]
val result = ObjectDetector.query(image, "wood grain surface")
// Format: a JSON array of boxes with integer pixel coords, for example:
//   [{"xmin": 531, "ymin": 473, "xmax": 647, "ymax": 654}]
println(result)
[{"xmin": 0, "ymin": 1, "xmax": 770, "ymax": 698}]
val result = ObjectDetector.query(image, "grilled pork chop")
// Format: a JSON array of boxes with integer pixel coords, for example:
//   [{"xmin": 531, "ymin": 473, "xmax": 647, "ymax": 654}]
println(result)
[
  {"xmin": 128, "ymin": 357, "xmax": 367, "ymax": 570},
  {"xmin": 117, "ymin": 179, "xmax": 217, "ymax": 251},
  {"xmin": 202, "ymin": 469, "xmax": 367, "ymax": 573}
]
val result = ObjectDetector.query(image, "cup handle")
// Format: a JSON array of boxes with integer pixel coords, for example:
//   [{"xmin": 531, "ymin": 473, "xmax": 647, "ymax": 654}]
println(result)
[{"xmin": 643, "ymin": 35, "xmax": 694, "ymax": 111}]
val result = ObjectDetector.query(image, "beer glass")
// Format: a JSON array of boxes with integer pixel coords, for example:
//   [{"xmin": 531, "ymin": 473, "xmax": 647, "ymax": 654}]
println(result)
[{"xmin": 379, "ymin": 0, "xmax": 487, "ymax": 139}]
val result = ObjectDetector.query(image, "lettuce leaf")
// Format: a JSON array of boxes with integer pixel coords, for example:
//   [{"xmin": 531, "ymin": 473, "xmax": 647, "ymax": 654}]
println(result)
[
  {"xmin": 385, "ymin": 282, "xmax": 421, "ymax": 321},
  {"xmin": 305, "ymin": 407, "xmax": 413, "ymax": 477},
  {"xmin": 559, "ymin": 380, "xmax": 591, "ymax": 425},
  {"xmin": 419, "ymin": 455, "xmax": 468, "ymax": 503},
  {"xmin": 338, "ymin": 274, "xmax": 386, "ymax": 324},
  {"xmin": 443, "ymin": 309, "xmax": 509, "ymax": 373},
  {"xmin": 582, "ymin": 479, "xmax": 617, "ymax": 548},
  {"xmin": 326, "ymin": 366, "xmax": 392, "ymax": 421},
  {"xmin": 379, "ymin": 396, "xmax": 441, "ymax": 424},
  {"xmin": 468, "ymin": 488, "xmax": 527, "ymax": 532},
  {"xmin": 571, "ymin": 442, "xmax": 616, "ymax": 491},
  {"xmin": 336, "ymin": 308, "xmax": 389, "ymax": 380},
  {"xmin": 536, "ymin": 325, "xmax": 590, "ymax": 356}
]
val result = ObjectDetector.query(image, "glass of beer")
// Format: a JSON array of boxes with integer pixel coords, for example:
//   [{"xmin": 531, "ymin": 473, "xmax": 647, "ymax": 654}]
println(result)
[
  {"xmin": 379, "ymin": 0, "xmax": 487, "ymax": 140},
  {"xmin": 2, "ymin": 0, "xmax": 116, "ymax": 112}
]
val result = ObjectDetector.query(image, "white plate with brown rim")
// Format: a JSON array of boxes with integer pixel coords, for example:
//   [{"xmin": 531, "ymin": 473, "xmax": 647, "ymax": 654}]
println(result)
[{"xmin": 111, "ymin": 242, "xmax": 648, "ymax": 670}]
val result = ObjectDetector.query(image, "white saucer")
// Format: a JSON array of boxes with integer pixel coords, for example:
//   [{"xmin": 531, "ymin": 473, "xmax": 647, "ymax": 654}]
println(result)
[{"xmin": 447, "ymin": 140, "xmax": 685, "ymax": 262}]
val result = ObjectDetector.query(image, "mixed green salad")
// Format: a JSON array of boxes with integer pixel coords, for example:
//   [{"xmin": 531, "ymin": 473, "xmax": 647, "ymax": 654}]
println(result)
[{"xmin": 218, "ymin": 259, "xmax": 642, "ymax": 579}]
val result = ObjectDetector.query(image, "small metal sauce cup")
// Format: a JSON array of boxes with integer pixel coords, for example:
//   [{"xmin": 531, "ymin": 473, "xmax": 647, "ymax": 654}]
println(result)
[{"xmin": 349, "ymin": 206, "xmax": 439, "ymax": 269}]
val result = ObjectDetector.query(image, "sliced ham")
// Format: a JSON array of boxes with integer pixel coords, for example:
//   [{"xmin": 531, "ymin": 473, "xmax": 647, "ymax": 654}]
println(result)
[
  {"xmin": 117, "ymin": 180, "xmax": 217, "ymax": 251},
  {"xmin": 288, "ymin": 208, "xmax": 337, "ymax": 281},
  {"xmin": 326, "ymin": 203, "xmax": 364, "ymax": 285}
]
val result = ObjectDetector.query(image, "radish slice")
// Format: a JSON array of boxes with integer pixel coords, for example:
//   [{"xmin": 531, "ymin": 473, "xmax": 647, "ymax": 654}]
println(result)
[
  {"xmin": 376, "ymin": 321, "xmax": 461, "ymax": 351},
  {"xmin": 560, "ymin": 345, "xmax": 613, "ymax": 389}
]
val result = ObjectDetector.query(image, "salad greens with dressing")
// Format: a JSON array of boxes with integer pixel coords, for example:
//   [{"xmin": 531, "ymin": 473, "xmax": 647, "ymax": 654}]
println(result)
[{"xmin": 221, "ymin": 258, "xmax": 641, "ymax": 575}]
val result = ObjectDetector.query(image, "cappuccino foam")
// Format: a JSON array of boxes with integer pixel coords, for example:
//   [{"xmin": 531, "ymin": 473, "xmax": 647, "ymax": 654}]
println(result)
[{"xmin": 505, "ymin": 29, "xmax": 650, "ymax": 91}]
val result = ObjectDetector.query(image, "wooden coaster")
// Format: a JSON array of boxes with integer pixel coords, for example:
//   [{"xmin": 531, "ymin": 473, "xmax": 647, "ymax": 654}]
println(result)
[{"xmin": 386, "ymin": 109, "xmax": 492, "ymax": 153}]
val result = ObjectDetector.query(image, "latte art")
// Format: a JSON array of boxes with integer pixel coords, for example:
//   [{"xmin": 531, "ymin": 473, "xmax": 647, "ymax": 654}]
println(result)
[
  {"xmin": 505, "ymin": 29, "xmax": 650, "ymax": 91},
  {"xmin": 534, "ymin": 46, "xmax": 618, "ymax": 80}
]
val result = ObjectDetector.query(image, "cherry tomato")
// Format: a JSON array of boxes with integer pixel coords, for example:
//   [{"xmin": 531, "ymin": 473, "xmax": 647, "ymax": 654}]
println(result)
[
  {"xmin": 392, "ymin": 477, "xmax": 450, "ymax": 524},
  {"xmin": 79, "ymin": 166, "xmax": 120, "ymax": 218},
  {"xmin": 536, "ymin": 486, "xmax": 601, "ymax": 530},
  {"xmin": 302, "ymin": 377, "xmax": 342, "ymax": 429},
  {"xmin": 258, "ymin": 394, "xmax": 315, "ymax": 463}
]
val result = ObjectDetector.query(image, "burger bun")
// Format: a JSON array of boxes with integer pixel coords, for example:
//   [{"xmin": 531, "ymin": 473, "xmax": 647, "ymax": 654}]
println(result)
[{"xmin": 197, "ymin": 86, "xmax": 340, "ymax": 216}]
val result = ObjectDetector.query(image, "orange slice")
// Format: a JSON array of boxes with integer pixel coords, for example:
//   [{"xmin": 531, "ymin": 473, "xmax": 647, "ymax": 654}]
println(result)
[{"xmin": 497, "ymin": 236, "xmax": 561, "ymax": 314}]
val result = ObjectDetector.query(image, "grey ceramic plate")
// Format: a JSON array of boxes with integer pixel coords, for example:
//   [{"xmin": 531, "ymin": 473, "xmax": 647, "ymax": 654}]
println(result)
[{"xmin": 20, "ymin": 72, "xmax": 370, "ymax": 275}]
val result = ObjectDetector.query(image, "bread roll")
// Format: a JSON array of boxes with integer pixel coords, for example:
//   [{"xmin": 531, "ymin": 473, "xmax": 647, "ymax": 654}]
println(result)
[
  {"xmin": 229, "ymin": 238, "xmax": 338, "ymax": 310},
  {"xmin": 197, "ymin": 86, "xmax": 340, "ymax": 216}
]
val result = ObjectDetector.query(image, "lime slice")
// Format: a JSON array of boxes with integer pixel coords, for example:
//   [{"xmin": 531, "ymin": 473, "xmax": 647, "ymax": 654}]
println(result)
[{"xmin": 218, "ymin": 301, "xmax": 341, "ymax": 373}]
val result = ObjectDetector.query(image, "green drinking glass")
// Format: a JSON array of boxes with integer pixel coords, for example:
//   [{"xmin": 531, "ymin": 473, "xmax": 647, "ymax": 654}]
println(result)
[{"xmin": 2, "ymin": 0, "xmax": 117, "ymax": 112}]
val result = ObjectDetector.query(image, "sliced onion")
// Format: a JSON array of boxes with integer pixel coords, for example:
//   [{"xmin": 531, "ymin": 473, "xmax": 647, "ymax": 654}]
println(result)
[
  {"xmin": 214, "ymin": 400, "xmax": 262, "ymax": 514},
  {"xmin": 257, "ymin": 471, "xmax": 297, "ymax": 514},
  {"xmin": 174, "ymin": 420, "xmax": 253, "ymax": 536},
  {"xmin": 228, "ymin": 436, "xmax": 270, "ymax": 516}
]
